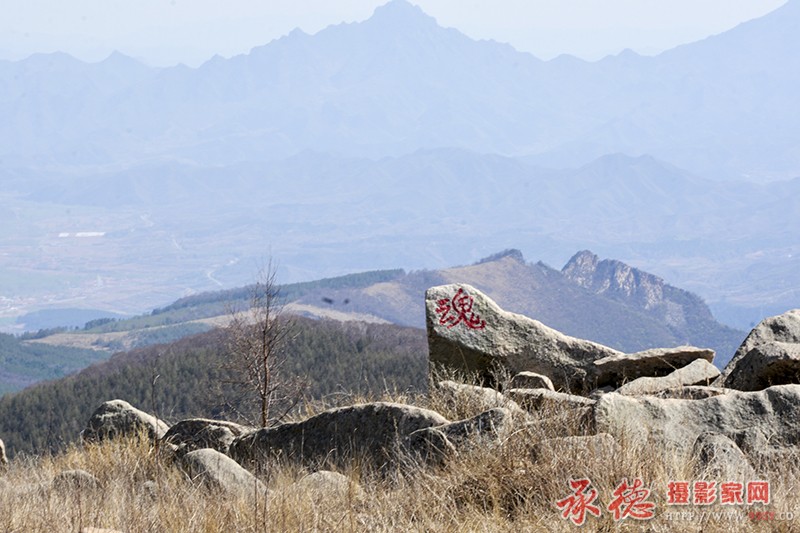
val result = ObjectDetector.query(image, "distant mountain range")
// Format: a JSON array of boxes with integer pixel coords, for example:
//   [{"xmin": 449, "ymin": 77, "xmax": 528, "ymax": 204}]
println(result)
[
  {"xmin": 2, "ymin": 0, "xmax": 799, "ymax": 179},
  {"xmin": 1, "ymin": 0, "xmax": 798, "ymax": 332}
]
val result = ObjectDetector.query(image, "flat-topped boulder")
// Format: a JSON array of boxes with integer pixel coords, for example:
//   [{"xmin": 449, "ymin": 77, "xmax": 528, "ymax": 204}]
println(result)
[{"xmin": 718, "ymin": 309, "xmax": 800, "ymax": 390}]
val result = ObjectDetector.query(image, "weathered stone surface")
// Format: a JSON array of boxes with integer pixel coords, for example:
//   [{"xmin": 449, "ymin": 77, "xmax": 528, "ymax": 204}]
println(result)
[
  {"xmin": 53, "ymin": 469, "xmax": 101, "ymax": 492},
  {"xmin": 230, "ymin": 402, "xmax": 449, "ymax": 471},
  {"xmin": 593, "ymin": 346, "xmax": 715, "ymax": 389},
  {"xmin": 82, "ymin": 400, "xmax": 169, "ymax": 443},
  {"xmin": 507, "ymin": 388, "xmax": 595, "ymax": 413},
  {"xmin": 0, "ymin": 438, "xmax": 7, "ymax": 472},
  {"xmin": 692, "ymin": 432, "xmax": 756, "ymax": 480},
  {"xmin": 652, "ymin": 386, "xmax": 729, "ymax": 400},
  {"xmin": 722, "ymin": 341, "xmax": 800, "ymax": 391},
  {"xmin": 426, "ymin": 284, "xmax": 620, "ymax": 392},
  {"xmin": 616, "ymin": 359, "xmax": 720, "ymax": 396},
  {"xmin": 163, "ymin": 418, "xmax": 252, "ymax": 456},
  {"xmin": 181, "ymin": 448, "xmax": 266, "ymax": 496},
  {"xmin": 594, "ymin": 384, "xmax": 800, "ymax": 461},
  {"xmin": 510, "ymin": 371, "xmax": 554, "ymax": 391},
  {"xmin": 532, "ymin": 433, "xmax": 620, "ymax": 465},
  {"xmin": 408, "ymin": 407, "xmax": 511, "ymax": 464},
  {"xmin": 718, "ymin": 309, "xmax": 800, "ymax": 389}
]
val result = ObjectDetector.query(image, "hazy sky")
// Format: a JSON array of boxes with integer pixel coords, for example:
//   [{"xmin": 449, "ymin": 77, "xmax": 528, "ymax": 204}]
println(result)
[{"xmin": 1, "ymin": 0, "xmax": 787, "ymax": 66}]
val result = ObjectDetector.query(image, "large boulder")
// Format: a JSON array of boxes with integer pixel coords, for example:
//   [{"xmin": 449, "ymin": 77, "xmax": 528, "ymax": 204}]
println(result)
[
  {"xmin": 615, "ymin": 358, "xmax": 720, "ymax": 396},
  {"xmin": 426, "ymin": 284, "xmax": 715, "ymax": 393},
  {"xmin": 722, "ymin": 342, "xmax": 800, "ymax": 391},
  {"xmin": 162, "ymin": 418, "xmax": 252, "ymax": 456},
  {"xmin": 594, "ymin": 384, "xmax": 800, "ymax": 462},
  {"xmin": 180, "ymin": 448, "xmax": 266, "ymax": 497},
  {"xmin": 229, "ymin": 402, "xmax": 449, "ymax": 472},
  {"xmin": 426, "ymin": 284, "xmax": 620, "ymax": 392},
  {"xmin": 82, "ymin": 400, "xmax": 169, "ymax": 443},
  {"xmin": 718, "ymin": 309, "xmax": 800, "ymax": 390}
]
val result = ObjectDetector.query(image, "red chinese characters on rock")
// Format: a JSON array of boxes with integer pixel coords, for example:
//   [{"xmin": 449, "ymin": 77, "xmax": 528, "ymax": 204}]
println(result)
[
  {"xmin": 555, "ymin": 478, "xmax": 602, "ymax": 526},
  {"xmin": 435, "ymin": 287, "xmax": 487, "ymax": 330}
]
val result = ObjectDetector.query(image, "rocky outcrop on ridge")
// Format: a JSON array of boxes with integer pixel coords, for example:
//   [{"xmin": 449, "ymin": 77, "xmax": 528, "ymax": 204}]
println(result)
[
  {"xmin": 426, "ymin": 283, "xmax": 715, "ymax": 393},
  {"xmin": 562, "ymin": 250, "xmax": 743, "ymax": 365},
  {"xmin": 426, "ymin": 283, "xmax": 621, "ymax": 392}
]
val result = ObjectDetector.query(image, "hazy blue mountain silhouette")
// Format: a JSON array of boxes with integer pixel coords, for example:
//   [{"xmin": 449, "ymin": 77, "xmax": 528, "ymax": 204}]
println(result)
[{"xmin": 2, "ymin": 0, "xmax": 798, "ymax": 178}]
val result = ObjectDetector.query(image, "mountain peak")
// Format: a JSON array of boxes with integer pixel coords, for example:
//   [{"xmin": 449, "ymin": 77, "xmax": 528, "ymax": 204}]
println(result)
[
  {"xmin": 369, "ymin": 0, "xmax": 437, "ymax": 27},
  {"xmin": 475, "ymin": 249, "xmax": 526, "ymax": 265}
]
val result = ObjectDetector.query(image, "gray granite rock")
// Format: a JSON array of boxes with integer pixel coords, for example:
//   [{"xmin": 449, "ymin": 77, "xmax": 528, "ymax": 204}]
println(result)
[
  {"xmin": 82, "ymin": 400, "xmax": 169, "ymax": 443},
  {"xmin": 719, "ymin": 309, "xmax": 800, "ymax": 389},
  {"xmin": 230, "ymin": 402, "xmax": 449, "ymax": 471},
  {"xmin": 181, "ymin": 448, "xmax": 266, "ymax": 496}
]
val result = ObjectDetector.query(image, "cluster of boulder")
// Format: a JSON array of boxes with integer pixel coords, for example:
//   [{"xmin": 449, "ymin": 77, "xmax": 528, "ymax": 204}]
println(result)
[
  {"xmin": 427, "ymin": 283, "xmax": 800, "ymax": 470},
  {"xmin": 2, "ymin": 283, "xmax": 798, "ymax": 500}
]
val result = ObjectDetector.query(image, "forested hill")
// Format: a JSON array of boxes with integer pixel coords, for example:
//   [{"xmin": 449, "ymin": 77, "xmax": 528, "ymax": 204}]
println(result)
[
  {"xmin": 0, "ymin": 333, "xmax": 107, "ymax": 396},
  {"xmin": 0, "ymin": 317, "xmax": 427, "ymax": 458}
]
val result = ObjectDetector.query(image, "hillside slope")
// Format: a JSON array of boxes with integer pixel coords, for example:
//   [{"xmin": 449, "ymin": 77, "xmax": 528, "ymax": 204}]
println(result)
[{"xmin": 0, "ymin": 317, "xmax": 427, "ymax": 458}]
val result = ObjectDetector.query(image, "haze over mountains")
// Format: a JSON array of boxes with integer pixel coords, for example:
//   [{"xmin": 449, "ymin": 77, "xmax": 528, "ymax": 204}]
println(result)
[{"xmin": 1, "ymin": 0, "xmax": 798, "ymax": 330}]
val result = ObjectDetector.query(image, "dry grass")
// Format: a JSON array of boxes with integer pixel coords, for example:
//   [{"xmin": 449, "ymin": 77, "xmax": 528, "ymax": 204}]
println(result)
[{"xmin": 1, "ymin": 373, "xmax": 799, "ymax": 532}]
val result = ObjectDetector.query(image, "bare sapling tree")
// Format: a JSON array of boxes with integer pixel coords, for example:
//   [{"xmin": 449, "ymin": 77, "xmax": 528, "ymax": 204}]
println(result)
[{"xmin": 224, "ymin": 261, "xmax": 304, "ymax": 427}]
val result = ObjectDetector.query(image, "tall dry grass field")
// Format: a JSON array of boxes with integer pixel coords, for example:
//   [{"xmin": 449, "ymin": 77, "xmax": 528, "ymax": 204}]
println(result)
[{"xmin": 0, "ymin": 374, "xmax": 798, "ymax": 532}]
